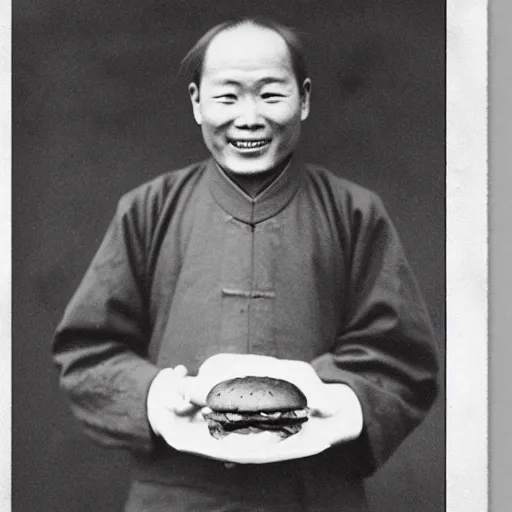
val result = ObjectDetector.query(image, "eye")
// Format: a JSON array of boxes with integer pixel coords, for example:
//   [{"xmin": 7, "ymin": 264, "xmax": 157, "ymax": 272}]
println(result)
[
  {"xmin": 261, "ymin": 92, "xmax": 285, "ymax": 102},
  {"xmin": 215, "ymin": 94, "xmax": 237, "ymax": 103}
]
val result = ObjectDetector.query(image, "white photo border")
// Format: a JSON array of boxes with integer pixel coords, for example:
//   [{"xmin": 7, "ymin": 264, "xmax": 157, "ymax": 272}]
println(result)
[
  {"xmin": 446, "ymin": 0, "xmax": 488, "ymax": 511},
  {"xmin": 1, "ymin": 0, "xmax": 12, "ymax": 509}
]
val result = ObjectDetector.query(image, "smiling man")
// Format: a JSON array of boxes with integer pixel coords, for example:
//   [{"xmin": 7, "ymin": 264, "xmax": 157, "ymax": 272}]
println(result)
[
  {"xmin": 188, "ymin": 22, "xmax": 311, "ymax": 195},
  {"xmin": 53, "ymin": 18, "xmax": 439, "ymax": 512}
]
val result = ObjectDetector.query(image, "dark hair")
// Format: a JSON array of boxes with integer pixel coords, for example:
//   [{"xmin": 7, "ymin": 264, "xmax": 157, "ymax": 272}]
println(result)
[{"xmin": 180, "ymin": 17, "xmax": 309, "ymax": 92}]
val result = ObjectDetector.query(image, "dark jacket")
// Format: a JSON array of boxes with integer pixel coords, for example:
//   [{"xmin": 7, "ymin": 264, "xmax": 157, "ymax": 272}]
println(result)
[{"xmin": 53, "ymin": 157, "xmax": 439, "ymax": 511}]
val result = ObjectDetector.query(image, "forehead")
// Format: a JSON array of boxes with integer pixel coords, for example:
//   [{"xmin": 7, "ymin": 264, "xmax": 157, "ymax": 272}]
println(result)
[{"xmin": 202, "ymin": 25, "xmax": 294, "ymax": 82}]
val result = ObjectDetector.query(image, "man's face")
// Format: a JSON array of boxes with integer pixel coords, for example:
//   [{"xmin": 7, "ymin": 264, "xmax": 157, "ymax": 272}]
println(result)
[{"xmin": 189, "ymin": 24, "xmax": 311, "ymax": 176}]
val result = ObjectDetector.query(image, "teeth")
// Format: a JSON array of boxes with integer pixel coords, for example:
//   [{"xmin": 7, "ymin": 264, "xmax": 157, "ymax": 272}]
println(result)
[{"xmin": 231, "ymin": 140, "xmax": 269, "ymax": 149}]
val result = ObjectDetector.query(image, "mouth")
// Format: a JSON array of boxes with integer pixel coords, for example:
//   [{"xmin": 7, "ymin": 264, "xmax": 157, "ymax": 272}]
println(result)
[{"xmin": 228, "ymin": 139, "xmax": 271, "ymax": 150}]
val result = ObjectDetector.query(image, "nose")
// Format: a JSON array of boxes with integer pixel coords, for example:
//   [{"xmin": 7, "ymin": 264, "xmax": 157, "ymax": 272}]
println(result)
[{"xmin": 234, "ymin": 98, "xmax": 264, "ymax": 129}]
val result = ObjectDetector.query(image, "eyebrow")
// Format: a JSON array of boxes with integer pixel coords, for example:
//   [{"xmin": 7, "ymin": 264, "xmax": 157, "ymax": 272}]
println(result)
[
  {"xmin": 213, "ymin": 77, "xmax": 290, "ymax": 87},
  {"xmin": 258, "ymin": 77, "xmax": 290, "ymax": 86}
]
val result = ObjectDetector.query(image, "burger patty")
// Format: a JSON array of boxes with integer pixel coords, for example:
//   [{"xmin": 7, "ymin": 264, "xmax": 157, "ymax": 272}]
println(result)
[
  {"xmin": 203, "ymin": 409, "xmax": 309, "ymax": 440},
  {"xmin": 206, "ymin": 419, "xmax": 305, "ymax": 439},
  {"xmin": 203, "ymin": 408, "xmax": 308, "ymax": 425}
]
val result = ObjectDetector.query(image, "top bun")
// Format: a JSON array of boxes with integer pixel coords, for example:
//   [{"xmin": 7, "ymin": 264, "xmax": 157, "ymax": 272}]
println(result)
[{"xmin": 206, "ymin": 376, "xmax": 307, "ymax": 412}]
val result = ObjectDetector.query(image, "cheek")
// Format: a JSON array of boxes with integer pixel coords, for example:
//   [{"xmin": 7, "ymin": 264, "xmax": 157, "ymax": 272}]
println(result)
[
  {"xmin": 200, "ymin": 105, "xmax": 234, "ymax": 130},
  {"xmin": 201, "ymin": 125, "xmax": 225, "ymax": 153},
  {"xmin": 265, "ymin": 105, "xmax": 302, "ymax": 131}
]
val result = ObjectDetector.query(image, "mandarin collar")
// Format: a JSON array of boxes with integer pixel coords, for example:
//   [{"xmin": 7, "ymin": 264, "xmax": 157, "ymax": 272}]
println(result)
[{"xmin": 206, "ymin": 156, "xmax": 304, "ymax": 224}]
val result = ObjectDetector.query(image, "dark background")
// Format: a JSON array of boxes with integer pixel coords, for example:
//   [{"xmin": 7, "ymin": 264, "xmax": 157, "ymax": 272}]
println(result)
[{"xmin": 13, "ymin": 1, "xmax": 445, "ymax": 511}]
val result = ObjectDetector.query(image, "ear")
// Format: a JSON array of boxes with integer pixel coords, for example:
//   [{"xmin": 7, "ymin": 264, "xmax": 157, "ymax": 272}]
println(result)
[
  {"xmin": 300, "ymin": 78, "xmax": 311, "ymax": 121},
  {"xmin": 188, "ymin": 82, "xmax": 202, "ymax": 125}
]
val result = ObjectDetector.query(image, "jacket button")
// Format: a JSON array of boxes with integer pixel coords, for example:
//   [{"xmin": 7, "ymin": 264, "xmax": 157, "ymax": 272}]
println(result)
[{"xmin": 224, "ymin": 462, "xmax": 236, "ymax": 469}]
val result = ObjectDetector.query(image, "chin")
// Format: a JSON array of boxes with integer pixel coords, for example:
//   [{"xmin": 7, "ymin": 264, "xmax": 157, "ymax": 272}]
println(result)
[
  {"xmin": 219, "ymin": 155, "xmax": 290, "ymax": 177},
  {"xmin": 221, "ymin": 160, "xmax": 275, "ymax": 176}
]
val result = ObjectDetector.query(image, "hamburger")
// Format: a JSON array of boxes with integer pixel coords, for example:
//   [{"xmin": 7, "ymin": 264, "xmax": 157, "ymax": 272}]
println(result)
[{"xmin": 203, "ymin": 376, "xmax": 309, "ymax": 442}]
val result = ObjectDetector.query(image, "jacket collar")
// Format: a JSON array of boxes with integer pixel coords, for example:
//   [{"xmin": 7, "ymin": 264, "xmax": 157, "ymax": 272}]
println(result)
[{"xmin": 206, "ymin": 155, "xmax": 304, "ymax": 224}]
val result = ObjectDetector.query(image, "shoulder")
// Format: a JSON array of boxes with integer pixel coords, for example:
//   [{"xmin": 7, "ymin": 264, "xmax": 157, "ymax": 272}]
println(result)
[
  {"xmin": 302, "ymin": 163, "xmax": 385, "ymax": 216},
  {"xmin": 302, "ymin": 164, "xmax": 402, "ymax": 252},
  {"xmin": 116, "ymin": 160, "xmax": 207, "ymax": 217}
]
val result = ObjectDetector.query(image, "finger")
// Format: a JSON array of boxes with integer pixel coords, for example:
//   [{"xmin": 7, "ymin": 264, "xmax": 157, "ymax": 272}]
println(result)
[
  {"xmin": 188, "ymin": 385, "xmax": 207, "ymax": 406},
  {"xmin": 157, "ymin": 394, "xmax": 199, "ymax": 421},
  {"xmin": 178, "ymin": 376, "xmax": 199, "ymax": 404},
  {"xmin": 308, "ymin": 407, "xmax": 326, "ymax": 418},
  {"xmin": 173, "ymin": 401, "xmax": 200, "ymax": 417},
  {"xmin": 182, "ymin": 378, "xmax": 209, "ymax": 407},
  {"xmin": 173, "ymin": 365, "xmax": 188, "ymax": 379}
]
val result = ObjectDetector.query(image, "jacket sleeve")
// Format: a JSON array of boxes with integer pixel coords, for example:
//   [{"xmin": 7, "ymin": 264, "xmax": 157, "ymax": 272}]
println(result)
[
  {"xmin": 52, "ymin": 189, "xmax": 161, "ymax": 454},
  {"xmin": 310, "ymin": 192, "xmax": 439, "ymax": 476}
]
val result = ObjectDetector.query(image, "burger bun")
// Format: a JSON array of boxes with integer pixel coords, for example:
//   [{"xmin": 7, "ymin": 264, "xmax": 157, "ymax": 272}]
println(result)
[{"xmin": 206, "ymin": 376, "xmax": 307, "ymax": 412}]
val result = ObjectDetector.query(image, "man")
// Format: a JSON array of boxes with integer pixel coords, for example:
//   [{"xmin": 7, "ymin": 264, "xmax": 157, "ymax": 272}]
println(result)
[{"xmin": 53, "ymin": 17, "xmax": 439, "ymax": 512}]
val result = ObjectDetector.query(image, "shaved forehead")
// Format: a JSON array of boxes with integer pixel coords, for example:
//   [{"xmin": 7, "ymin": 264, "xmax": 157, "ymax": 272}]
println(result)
[
  {"xmin": 180, "ymin": 17, "xmax": 309, "ymax": 90},
  {"xmin": 203, "ymin": 23, "xmax": 293, "ymax": 76}
]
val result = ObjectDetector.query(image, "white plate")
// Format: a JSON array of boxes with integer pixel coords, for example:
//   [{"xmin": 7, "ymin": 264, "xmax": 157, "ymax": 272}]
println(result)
[{"xmin": 164, "ymin": 354, "xmax": 332, "ymax": 463}]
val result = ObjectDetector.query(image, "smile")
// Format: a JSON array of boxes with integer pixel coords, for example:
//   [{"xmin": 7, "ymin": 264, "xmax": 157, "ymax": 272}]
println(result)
[{"xmin": 229, "ymin": 139, "xmax": 271, "ymax": 150}]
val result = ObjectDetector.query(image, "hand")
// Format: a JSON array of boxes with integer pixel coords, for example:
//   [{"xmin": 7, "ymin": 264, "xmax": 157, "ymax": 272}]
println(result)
[
  {"xmin": 146, "ymin": 365, "xmax": 201, "ymax": 440},
  {"xmin": 307, "ymin": 382, "xmax": 364, "ymax": 446},
  {"xmin": 147, "ymin": 355, "xmax": 364, "ymax": 462}
]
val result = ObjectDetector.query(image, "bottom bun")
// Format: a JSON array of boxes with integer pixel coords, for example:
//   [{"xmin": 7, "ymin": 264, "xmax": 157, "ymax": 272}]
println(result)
[{"xmin": 216, "ymin": 431, "xmax": 285, "ymax": 451}]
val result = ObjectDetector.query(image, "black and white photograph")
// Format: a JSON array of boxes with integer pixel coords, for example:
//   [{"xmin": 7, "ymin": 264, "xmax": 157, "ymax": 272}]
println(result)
[{"xmin": 11, "ymin": 0, "xmax": 486, "ymax": 511}]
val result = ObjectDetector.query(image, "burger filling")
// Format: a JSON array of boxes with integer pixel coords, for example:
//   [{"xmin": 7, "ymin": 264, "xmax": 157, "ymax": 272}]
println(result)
[{"xmin": 203, "ymin": 408, "xmax": 309, "ymax": 440}]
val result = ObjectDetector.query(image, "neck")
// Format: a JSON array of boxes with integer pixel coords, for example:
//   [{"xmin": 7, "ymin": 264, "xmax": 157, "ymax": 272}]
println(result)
[{"xmin": 221, "ymin": 155, "xmax": 293, "ymax": 198}]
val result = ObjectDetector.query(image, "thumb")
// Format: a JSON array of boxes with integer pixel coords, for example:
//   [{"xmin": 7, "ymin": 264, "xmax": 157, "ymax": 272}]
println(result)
[
  {"xmin": 308, "ymin": 387, "xmax": 343, "ymax": 417},
  {"xmin": 172, "ymin": 365, "xmax": 192, "ymax": 405},
  {"xmin": 173, "ymin": 365, "xmax": 188, "ymax": 379}
]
